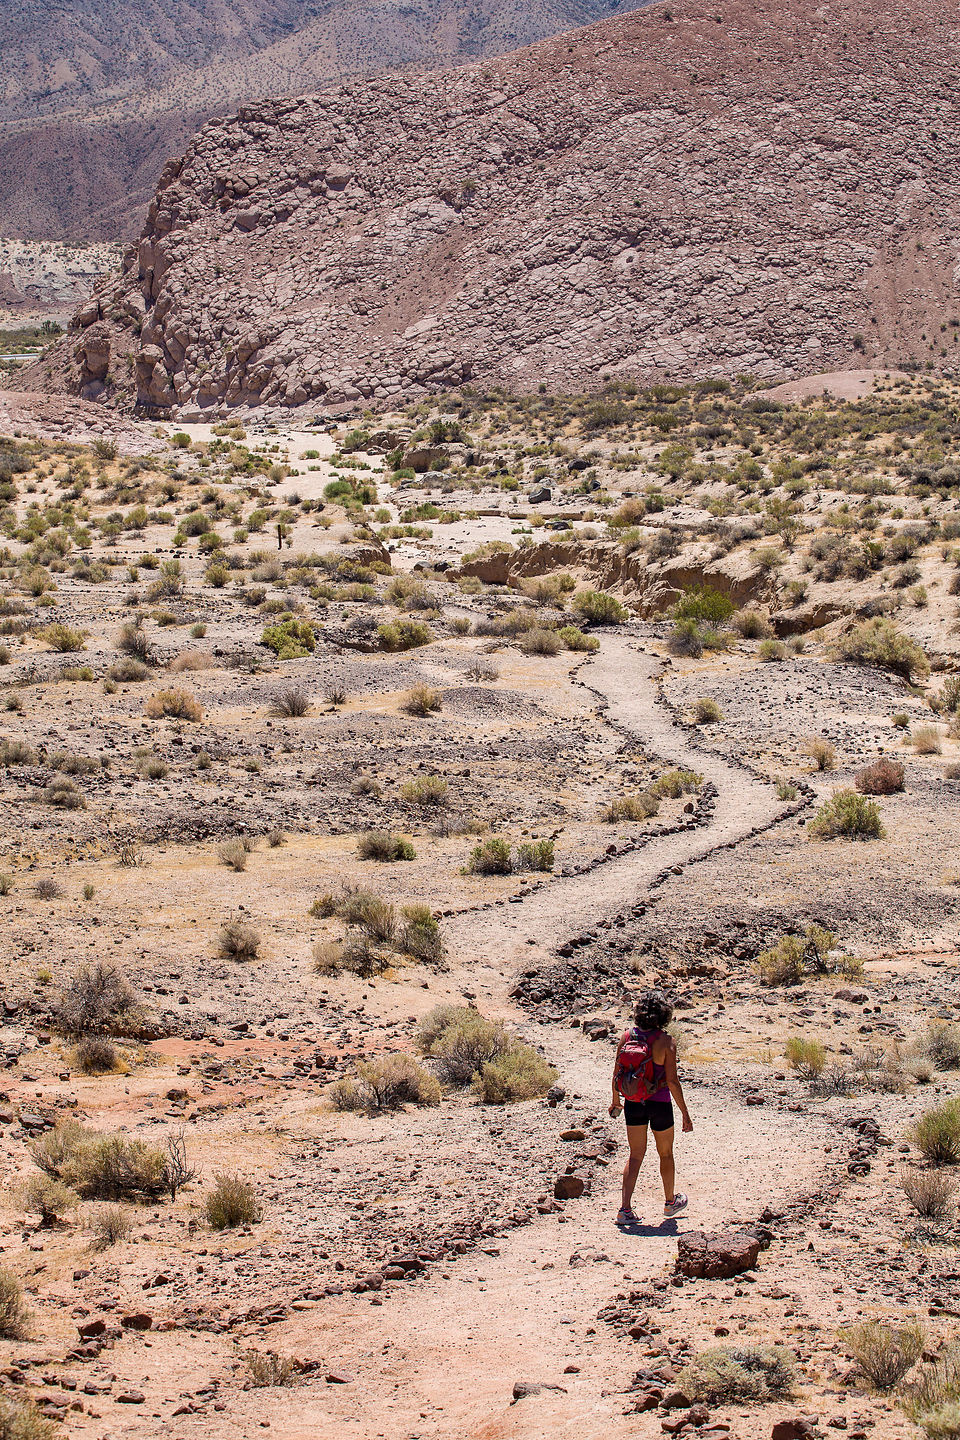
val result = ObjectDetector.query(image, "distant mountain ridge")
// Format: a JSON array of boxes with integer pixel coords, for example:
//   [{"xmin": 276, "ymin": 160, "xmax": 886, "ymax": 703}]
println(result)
[
  {"xmin": 32, "ymin": 0, "xmax": 960, "ymax": 411},
  {"xmin": 0, "ymin": 0, "xmax": 644, "ymax": 239}
]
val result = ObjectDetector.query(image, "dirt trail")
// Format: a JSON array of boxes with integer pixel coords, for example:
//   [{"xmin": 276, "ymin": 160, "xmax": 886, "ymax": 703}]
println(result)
[
  {"xmin": 239, "ymin": 636, "xmax": 820, "ymax": 1440},
  {"xmin": 443, "ymin": 634, "xmax": 784, "ymax": 992}
]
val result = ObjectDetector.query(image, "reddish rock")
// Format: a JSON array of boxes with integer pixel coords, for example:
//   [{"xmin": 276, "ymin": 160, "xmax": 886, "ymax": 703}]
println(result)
[
  {"xmin": 676, "ymin": 1230, "xmax": 761, "ymax": 1279},
  {"xmin": 120, "ymin": 1313, "xmax": 153, "ymax": 1331},
  {"xmin": 553, "ymin": 1174, "xmax": 585, "ymax": 1200},
  {"xmin": 77, "ymin": 1319, "xmax": 106, "ymax": 1339}
]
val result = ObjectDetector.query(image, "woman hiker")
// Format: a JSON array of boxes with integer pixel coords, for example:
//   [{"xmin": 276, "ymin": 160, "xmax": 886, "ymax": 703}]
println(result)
[{"xmin": 608, "ymin": 987, "xmax": 693, "ymax": 1227}]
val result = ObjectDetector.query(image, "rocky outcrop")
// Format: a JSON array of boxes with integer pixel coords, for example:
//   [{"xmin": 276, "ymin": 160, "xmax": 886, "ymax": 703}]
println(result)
[
  {"xmin": 457, "ymin": 538, "xmax": 776, "ymax": 615},
  {"xmin": 675, "ymin": 1229, "xmax": 762, "ymax": 1279},
  {"xmin": 31, "ymin": 0, "xmax": 960, "ymax": 413}
]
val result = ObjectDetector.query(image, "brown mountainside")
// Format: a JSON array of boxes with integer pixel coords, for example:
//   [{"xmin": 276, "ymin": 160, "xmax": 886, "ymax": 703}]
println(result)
[
  {"xmin": 0, "ymin": 0, "xmax": 643, "ymax": 239},
  {"xmin": 36, "ymin": 0, "xmax": 960, "ymax": 413}
]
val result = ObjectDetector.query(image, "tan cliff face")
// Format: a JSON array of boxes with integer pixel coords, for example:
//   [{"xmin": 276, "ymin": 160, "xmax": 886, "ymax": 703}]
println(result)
[{"xmin": 29, "ymin": 0, "xmax": 960, "ymax": 415}]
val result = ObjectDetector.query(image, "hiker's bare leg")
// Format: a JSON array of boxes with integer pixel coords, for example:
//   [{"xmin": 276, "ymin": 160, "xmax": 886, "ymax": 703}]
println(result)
[
  {"xmin": 653, "ymin": 1125, "xmax": 676, "ymax": 1205},
  {"xmin": 622, "ymin": 1124, "xmax": 647, "ymax": 1210}
]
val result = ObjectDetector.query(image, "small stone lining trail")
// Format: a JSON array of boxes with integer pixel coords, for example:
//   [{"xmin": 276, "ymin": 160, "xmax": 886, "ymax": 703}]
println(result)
[{"xmin": 261, "ymin": 637, "xmax": 827, "ymax": 1440}]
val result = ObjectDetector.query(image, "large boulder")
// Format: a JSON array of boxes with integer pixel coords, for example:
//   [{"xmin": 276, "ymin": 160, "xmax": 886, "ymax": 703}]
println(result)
[{"xmin": 675, "ymin": 1229, "xmax": 761, "ymax": 1279}]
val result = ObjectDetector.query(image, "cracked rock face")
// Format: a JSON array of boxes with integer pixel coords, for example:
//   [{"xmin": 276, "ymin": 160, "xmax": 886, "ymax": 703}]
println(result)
[{"xmin": 33, "ymin": 0, "xmax": 960, "ymax": 415}]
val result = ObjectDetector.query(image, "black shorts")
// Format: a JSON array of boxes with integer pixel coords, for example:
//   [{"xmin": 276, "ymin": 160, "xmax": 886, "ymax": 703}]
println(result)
[{"xmin": 624, "ymin": 1098, "xmax": 674, "ymax": 1132}]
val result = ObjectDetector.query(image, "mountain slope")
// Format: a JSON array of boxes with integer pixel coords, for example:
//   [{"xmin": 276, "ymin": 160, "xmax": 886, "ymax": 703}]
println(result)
[
  {"xmin": 35, "ymin": 0, "xmax": 960, "ymax": 410},
  {"xmin": 0, "ymin": 0, "xmax": 641, "ymax": 239}
]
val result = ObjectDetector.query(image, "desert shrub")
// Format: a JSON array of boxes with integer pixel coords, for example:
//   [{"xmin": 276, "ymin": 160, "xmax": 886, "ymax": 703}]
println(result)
[
  {"xmin": 912, "ymin": 725, "xmax": 943, "ymax": 755},
  {"xmin": 43, "ymin": 776, "xmax": 85, "ymax": 809},
  {"xmin": 261, "ymin": 618, "xmax": 315, "ymax": 660},
  {"xmin": 604, "ymin": 791, "xmax": 660, "ymax": 822},
  {"xmin": 900, "ymin": 1170, "xmax": 957, "ymax": 1220},
  {"xmin": 402, "ymin": 683, "xmax": 443, "ymax": 716},
  {"xmin": 572, "ymin": 589, "xmax": 627, "ymax": 624},
  {"xmin": 674, "ymin": 586, "xmax": 736, "ymax": 626},
  {"xmin": 340, "ymin": 932, "xmax": 391, "ymax": 977},
  {"xmin": 427, "ymin": 1012, "xmax": 510, "ymax": 1085},
  {"xmin": 378, "ymin": 619, "xmax": 432, "ymax": 651},
  {"xmin": 31, "ymin": 1119, "xmax": 168, "ymax": 1200},
  {"xmin": 841, "ymin": 1320, "xmax": 924, "ymax": 1391},
  {"xmin": 312, "ymin": 939, "xmax": 343, "ymax": 975},
  {"xmin": 668, "ymin": 619, "xmax": 703, "ymax": 657},
  {"xmin": 0, "ymin": 1271, "xmax": 28, "ymax": 1341},
  {"xmin": 415, "ymin": 1004, "xmax": 472, "ymax": 1053},
  {"xmin": 731, "ymin": 610, "xmax": 774, "ymax": 639},
  {"xmin": 466, "ymin": 837, "xmax": 513, "ymax": 875},
  {"xmin": 913, "ymin": 1100, "xmax": 960, "ymax": 1165},
  {"xmin": 680, "ymin": 1345, "xmax": 794, "ymax": 1404},
  {"xmin": 520, "ymin": 628, "xmax": 562, "ymax": 656},
  {"xmin": 809, "ymin": 789, "xmax": 885, "ymax": 840},
  {"xmin": 0, "ymin": 1395, "xmax": 62, "ymax": 1439},
  {"xmin": 136, "ymin": 757, "xmax": 168, "ymax": 780},
  {"xmin": 0, "ymin": 875, "xmax": 11, "ymax": 895},
  {"xmin": 217, "ymin": 919, "xmax": 261, "ymax": 960},
  {"xmin": 338, "ymin": 890, "xmax": 395, "ymax": 937},
  {"xmin": 357, "ymin": 831, "xmax": 416, "ymax": 862},
  {"xmin": 397, "ymin": 904, "xmax": 444, "ymax": 962},
  {"xmin": 472, "ymin": 1044, "xmax": 557, "ymax": 1103},
  {"xmin": 785, "ymin": 1037, "xmax": 827, "ymax": 1079},
  {"xmin": 758, "ymin": 638, "xmax": 788, "ymax": 662},
  {"xmin": 693, "ymin": 697, "xmax": 723, "ymax": 724},
  {"xmin": 651, "ymin": 768, "xmax": 702, "ymax": 799},
  {"xmin": 54, "ymin": 961, "xmax": 137, "ymax": 1038},
  {"xmin": 775, "ymin": 778, "xmax": 798, "ymax": 800},
  {"xmin": 925, "ymin": 1024, "xmax": 960, "ymax": 1072},
  {"xmin": 758, "ymin": 924, "xmax": 851, "ymax": 985},
  {"xmin": 109, "ymin": 656, "xmax": 148, "ymax": 682},
  {"xmin": 217, "ymin": 838, "xmax": 249, "ymax": 871},
  {"xmin": 558, "ymin": 625, "xmax": 599, "ymax": 652},
  {"xmin": 0, "ymin": 738, "xmax": 36, "ymax": 765},
  {"xmin": 804, "ymin": 737, "xmax": 837, "ymax": 771},
  {"xmin": 50, "ymin": 751, "xmax": 100, "ymax": 776},
  {"xmin": 206, "ymin": 1173, "xmax": 261, "ymax": 1229},
  {"xmin": 904, "ymin": 1345, "xmax": 960, "ymax": 1440},
  {"xmin": 912, "ymin": 1397, "xmax": 960, "ymax": 1439},
  {"xmin": 244, "ymin": 1351, "xmax": 296, "ymax": 1388},
  {"xmin": 856, "ymin": 758, "xmax": 904, "ymax": 795},
  {"xmin": 117, "ymin": 621, "xmax": 152, "ymax": 664},
  {"xmin": 269, "ymin": 686, "xmax": 310, "ymax": 717},
  {"xmin": 324, "ymin": 678, "xmax": 348, "ymax": 707},
  {"xmin": 516, "ymin": 839, "xmax": 555, "ymax": 871},
  {"xmin": 401, "ymin": 774, "xmax": 449, "ymax": 807},
  {"xmin": 328, "ymin": 1077, "xmax": 367, "ymax": 1111},
  {"xmin": 90, "ymin": 1204, "xmax": 132, "ymax": 1249},
  {"xmin": 40, "ymin": 623, "xmax": 86, "ymax": 652},
  {"xmin": 362, "ymin": 1054, "xmax": 442, "ymax": 1111},
  {"xmin": 75, "ymin": 1037, "xmax": 117, "ymax": 1074},
  {"xmin": 836, "ymin": 617, "xmax": 930, "ymax": 682},
  {"xmin": 33, "ymin": 878, "xmax": 61, "ymax": 899},
  {"xmin": 169, "ymin": 650, "xmax": 214, "ymax": 673},
  {"xmin": 145, "ymin": 688, "xmax": 203, "ymax": 721},
  {"xmin": 267, "ymin": 827, "xmax": 286, "ymax": 847},
  {"xmin": 21, "ymin": 1174, "xmax": 79, "ymax": 1225}
]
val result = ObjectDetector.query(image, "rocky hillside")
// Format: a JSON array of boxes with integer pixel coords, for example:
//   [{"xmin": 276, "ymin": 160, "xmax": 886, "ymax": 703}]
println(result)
[
  {"xmin": 32, "ymin": 0, "xmax": 960, "ymax": 413},
  {"xmin": 0, "ymin": 0, "xmax": 642, "ymax": 239}
]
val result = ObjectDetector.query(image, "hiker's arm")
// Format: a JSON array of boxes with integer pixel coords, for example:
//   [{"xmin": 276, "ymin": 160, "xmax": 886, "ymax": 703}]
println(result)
[
  {"xmin": 609, "ymin": 1036, "xmax": 624, "ymax": 1116},
  {"xmin": 663, "ymin": 1037, "xmax": 693, "ymax": 1132}
]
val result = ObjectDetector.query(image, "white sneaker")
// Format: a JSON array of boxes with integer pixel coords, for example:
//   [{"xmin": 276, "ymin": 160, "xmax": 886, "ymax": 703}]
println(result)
[{"xmin": 664, "ymin": 1193, "xmax": 688, "ymax": 1219}]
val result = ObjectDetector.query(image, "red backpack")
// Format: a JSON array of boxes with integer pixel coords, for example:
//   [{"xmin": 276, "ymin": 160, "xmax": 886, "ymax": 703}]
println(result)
[{"xmin": 615, "ymin": 1028, "xmax": 659, "ymax": 1100}]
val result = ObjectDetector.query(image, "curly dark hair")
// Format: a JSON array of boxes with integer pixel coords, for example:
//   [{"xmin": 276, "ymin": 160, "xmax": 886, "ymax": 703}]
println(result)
[{"xmin": 633, "ymin": 988, "xmax": 673, "ymax": 1031}]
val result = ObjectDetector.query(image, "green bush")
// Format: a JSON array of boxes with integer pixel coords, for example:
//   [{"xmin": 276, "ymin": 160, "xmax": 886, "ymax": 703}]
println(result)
[
  {"xmin": 40, "ymin": 623, "xmax": 86, "ymax": 652},
  {"xmin": 925, "ymin": 1024, "xmax": 960, "ymax": 1071},
  {"xmin": 558, "ymin": 625, "xmax": 599, "ymax": 652},
  {"xmin": 339, "ymin": 890, "xmax": 396, "ymax": 941},
  {"xmin": 401, "ymin": 774, "xmax": 449, "ymax": 807},
  {"xmin": 693, "ymin": 697, "xmax": 723, "ymax": 724},
  {"xmin": 0, "ymin": 1395, "xmax": 59, "ymax": 1439},
  {"xmin": 913, "ymin": 1099, "xmax": 960, "ymax": 1165},
  {"xmin": 466, "ymin": 837, "xmax": 513, "ymax": 874},
  {"xmin": 809, "ymin": 790, "xmax": 885, "ymax": 840},
  {"xmin": 397, "ymin": 905, "xmax": 444, "ymax": 962},
  {"xmin": 378, "ymin": 619, "xmax": 432, "ymax": 651},
  {"xmin": 520, "ymin": 628, "xmax": 562, "ymax": 656},
  {"xmin": 261, "ymin": 618, "xmax": 316, "ymax": 660},
  {"xmin": 673, "ymin": 586, "xmax": 736, "ymax": 627},
  {"xmin": 516, "ymin": 839, "xmax": 554, "ymax": 872},
  {"xmin": 472, "ymin": 1044, "xmax": 557, "ymax": 1103},
  {"xmin": 572, "ymin": 590, "xmax": 627, "ymax": 624},
  {"xmin": 836, "ymin": 617, "xmax": 930, "ymax": 682},
  {"xmin": 651, "ymin": 768, "xmax": 702, "ymax": 799}
]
